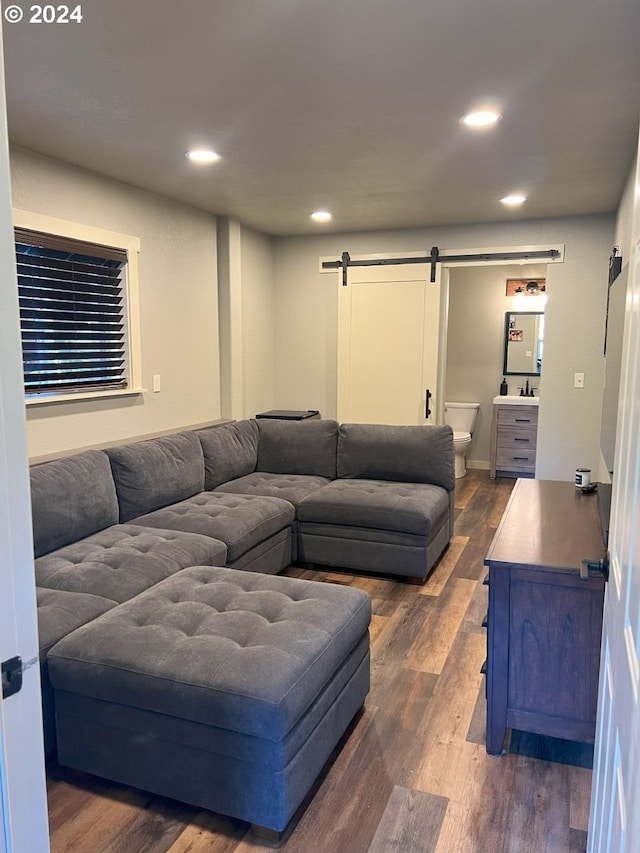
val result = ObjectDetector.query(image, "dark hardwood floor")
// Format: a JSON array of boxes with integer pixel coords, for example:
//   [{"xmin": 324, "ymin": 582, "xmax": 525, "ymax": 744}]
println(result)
[{"xmin": 45, "ymin": 471, "xmax": 591, "ymax": 852}]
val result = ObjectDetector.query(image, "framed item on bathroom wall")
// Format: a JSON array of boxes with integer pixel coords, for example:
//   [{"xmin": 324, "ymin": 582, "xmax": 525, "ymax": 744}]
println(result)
[
  {"xmin": 505, "ymin": 278, "xmax": 546, "ymax": 297},
  {"xmin": 503, "ymin": 311, "xmax": 544, "ymax": 375}
]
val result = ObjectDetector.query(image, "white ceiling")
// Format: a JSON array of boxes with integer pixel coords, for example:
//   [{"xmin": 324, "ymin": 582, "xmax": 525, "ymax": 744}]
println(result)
[{"xmin": 3, "ymin": 0, "xmax": 639, "ymax": 236}]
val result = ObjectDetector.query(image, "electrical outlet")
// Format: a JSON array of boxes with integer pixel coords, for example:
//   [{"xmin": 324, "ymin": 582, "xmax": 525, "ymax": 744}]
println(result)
[
  {"xmin": 153, "ymin": 374, "xmax": 161, "ymax": 392},
  {"xmin": 574, "ymin": 372, "xmax": 585, "ymax": 389}
]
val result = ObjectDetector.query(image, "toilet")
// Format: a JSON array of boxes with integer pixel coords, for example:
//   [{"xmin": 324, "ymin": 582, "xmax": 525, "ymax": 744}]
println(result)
[{"xmin": 444, "ymin": 402, "xmax": 480, "ymax": 479}]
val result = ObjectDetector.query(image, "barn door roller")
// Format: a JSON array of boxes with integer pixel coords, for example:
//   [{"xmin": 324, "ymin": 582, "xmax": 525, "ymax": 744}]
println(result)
[{"xmin": 323, "ymin": 246, "xmax": 561, "ymax": 285}]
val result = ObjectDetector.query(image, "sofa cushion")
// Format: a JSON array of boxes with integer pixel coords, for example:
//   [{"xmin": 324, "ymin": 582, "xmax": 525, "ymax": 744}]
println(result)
[
  {"xmin": 298, "ymin": 479, "xmax": 450, "ymax": 536},
  {"xmin": 36, "ymin": 587, "xmax": 117, "ymax": 657},
  {"xmin": 130, "ymin": 493, "xmax": 295, "ymax": 562},
  {"xmin": 35, "ymin": 524, "xmax": 227, "ymax": 603},
  {"xmin": 37, "ymin": 586, "xmax": 120, "ymax": 756},
  {"xmin": 257, "ymin": 419, "xmax": 339, "ymax": 479},
  {"xmin": 48, "ymin": 565, "xmax": 371, "ymax": 740},
  {"xmin": 337, "ymin": 423, "xmax": 455, "ymax": 491},
  {"xmin": 198, "ymin": 421, "xmax": 258, "ymax": 490},
  {"xmin": 106, "ymin": 432, "xmax": 205, "ymax": 523},
  {"xmin": 214, "ymin": 472, "xmax": 330, "ymax": 512},
  {"xmin": 30, "ymin": 451, "xmax": 119, "ymax": 558}
]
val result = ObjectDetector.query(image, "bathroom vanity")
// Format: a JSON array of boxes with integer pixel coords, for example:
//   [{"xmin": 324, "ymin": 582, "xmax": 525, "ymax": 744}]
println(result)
[
  {"xmin": 484, "ymin": 478, "xmax": 607, "ymax": 755},
  {"xmin": 489, "ymin": 396, "xmax": 539, "ymax": 478}
]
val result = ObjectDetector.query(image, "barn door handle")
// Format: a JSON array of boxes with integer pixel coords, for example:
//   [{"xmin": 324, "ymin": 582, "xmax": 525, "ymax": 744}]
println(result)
[
  {"xmin": 425, "ymin": 389, "xmax": 432, "ymax": 419},
  {"xmin": 1, "ymin": 656, "xmax": 23, "ymax": 699}
]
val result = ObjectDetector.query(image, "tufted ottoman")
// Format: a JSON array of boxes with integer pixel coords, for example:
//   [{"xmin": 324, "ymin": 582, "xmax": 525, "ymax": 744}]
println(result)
[
  {"xmin": 48, "ymin": 565, "xmax": 371, "ymax": 838},
  {"xmin": 297, "ymin": 478, "xmax": 453, "ymax": 582}
]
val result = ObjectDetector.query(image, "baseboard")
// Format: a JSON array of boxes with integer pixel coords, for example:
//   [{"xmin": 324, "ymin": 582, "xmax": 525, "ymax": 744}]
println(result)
[{"xmin": 466, "ymin": 460, "xmax": 490, "ymax": 471}]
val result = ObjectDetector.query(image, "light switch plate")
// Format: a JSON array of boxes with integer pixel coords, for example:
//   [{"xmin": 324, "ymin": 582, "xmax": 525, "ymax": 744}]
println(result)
[{"xmin": 574, "ymin": 372, "xmax": 585, "ymax": 388}]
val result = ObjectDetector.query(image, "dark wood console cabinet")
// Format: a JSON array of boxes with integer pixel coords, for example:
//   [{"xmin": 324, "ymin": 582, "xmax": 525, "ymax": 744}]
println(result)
[{"xmin": 484, "ymin": 478, "xmax": 607, "ymax": 755}]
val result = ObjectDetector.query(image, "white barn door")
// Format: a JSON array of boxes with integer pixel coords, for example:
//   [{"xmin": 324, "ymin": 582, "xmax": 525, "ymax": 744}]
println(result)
[
  {"xmin": 588, "ymin": 136, "xmax": 640, "ymax": 851},
  {"xmin": 336, "ymin": 262, "xmax": 441, "ymax": 425}
]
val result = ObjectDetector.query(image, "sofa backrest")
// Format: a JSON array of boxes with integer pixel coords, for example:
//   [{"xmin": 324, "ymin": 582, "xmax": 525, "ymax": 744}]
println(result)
[
  {"xmin": 337, "ymin": 423, "xmax": 455, "ymax": 491},
  {"xmin": 105, "ymin": 431, "xmax": 205, "ymax": 522},
  {"xmin": 257, "ymin": 418, "xmax": 339, "ymax": 479},
  {"xmin": 30, "ymin": 450, "xmax": 119, "ymax": 557},
  {"xmin": 197, "ymin": 420, "xmax": 259, "ymax": 490}
]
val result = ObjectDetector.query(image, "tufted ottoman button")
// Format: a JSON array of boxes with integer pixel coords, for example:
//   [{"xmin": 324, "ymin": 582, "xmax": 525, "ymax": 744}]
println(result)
[{"xmin": 48, "ymin": 565, "xmax": 371, "ymax": 839}]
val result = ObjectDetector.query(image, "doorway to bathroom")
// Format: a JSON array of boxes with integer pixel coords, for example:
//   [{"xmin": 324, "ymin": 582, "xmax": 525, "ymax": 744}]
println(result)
[{"xmin": 442, "ymin": 260, "xmax": 549, "ymax": 474}]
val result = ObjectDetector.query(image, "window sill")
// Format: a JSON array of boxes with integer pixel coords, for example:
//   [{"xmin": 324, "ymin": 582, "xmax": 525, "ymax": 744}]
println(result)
[{"xmin": 25, "ymin": 388, "xmax": 147, "ymax": 407}]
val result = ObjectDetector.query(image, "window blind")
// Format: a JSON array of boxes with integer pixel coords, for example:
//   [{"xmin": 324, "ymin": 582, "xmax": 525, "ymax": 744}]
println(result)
[{"xmin": 15, "ymin": 228, "xmax": 129, "ymax": 396}]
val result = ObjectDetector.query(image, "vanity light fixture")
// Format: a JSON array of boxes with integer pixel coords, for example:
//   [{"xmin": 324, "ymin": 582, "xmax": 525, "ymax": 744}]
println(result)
[
  {"xmin": 506, "ymin": 278, "xmax": 546, "ymax": 297},
  {"xmin": 310, "ymin": 211, "xmax": 332, "ymax": 223},
  {"xmin": 514, "ymin": 282, "xmax": 545, "ymax": 294},
  {"xmin": 461, "ymin": 110, "xmax": 502, "ymax": 128},
  {"xmin": 500, "ymin": 194, "xmax": 527, "ymax": 206},
  {"xmin": 185, "ymin": 149, "xmax": 221, "ymax": 163}
]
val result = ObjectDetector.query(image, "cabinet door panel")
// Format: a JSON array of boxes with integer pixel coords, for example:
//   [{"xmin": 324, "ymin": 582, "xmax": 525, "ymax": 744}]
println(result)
[{"xmin": 508, "ymin": 577, "xmax": 604, "ymax": 723}]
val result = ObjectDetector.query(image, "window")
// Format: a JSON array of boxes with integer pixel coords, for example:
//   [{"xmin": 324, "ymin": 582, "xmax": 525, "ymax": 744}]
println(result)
[{"xmin": 12, "ymin": 211, "xmax": 142, "ymax": 403}]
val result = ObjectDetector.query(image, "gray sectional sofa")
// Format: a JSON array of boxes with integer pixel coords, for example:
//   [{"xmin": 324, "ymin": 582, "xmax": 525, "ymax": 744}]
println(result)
[{"xmin": 32, "ymin": 417, "xmax": 454, "ymax": 837}]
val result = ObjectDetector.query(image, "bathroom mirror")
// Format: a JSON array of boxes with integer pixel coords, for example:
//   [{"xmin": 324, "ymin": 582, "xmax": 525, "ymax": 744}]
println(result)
[{"xmin": 503, "ymin": 312, "xmax": 544, "ymax": 376}]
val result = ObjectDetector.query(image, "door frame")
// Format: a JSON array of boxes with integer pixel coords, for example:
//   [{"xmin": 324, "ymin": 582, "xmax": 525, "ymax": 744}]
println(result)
[{"xmin": 0, "ymin": 26, "xmax": 50, "ymax": 852}]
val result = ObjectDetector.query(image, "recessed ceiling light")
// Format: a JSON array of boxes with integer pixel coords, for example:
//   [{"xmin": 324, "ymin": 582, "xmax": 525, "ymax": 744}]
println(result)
[
  {"xmin": 500, "ymin": 194, "xmax": 527, "ymax": 206},
  {"xmin": 310, "ymin": 211, "xmax": 332, "ymax": 223},
  {"xmin": 461, "ymin": 110, "xmax": 502, "ymax": 128},
  {"xmin": 185, "ymin": 149, "xmax": 221, "ymax": 163}
]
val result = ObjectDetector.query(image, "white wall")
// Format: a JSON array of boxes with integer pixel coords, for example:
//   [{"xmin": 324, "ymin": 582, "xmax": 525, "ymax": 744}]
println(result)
[
  {"xmin": 274, "ymin": 214, "xmax": 614, "ymax": 480},
  {"xmin": 9, "ymin": 147, "xmax": 220, "ymax": 458},
  {"xmin": 217, "ymin": 218, "xmax": 276, "ymax": 420},
  {"xmin": 615, "ymin": 161, "xmax": 636, "ymax": 263},
  {"xmin": 217, "ymin": 217, "xmax": 242, "ymax": 420},
  {"xmin": 592, "ymin": 146, "xmax": 640, "ymax": 483},
  {"xmin": 273, "ymin": 237, "xmax": 339, "ymax": 416},
  {"xmin": 536, "ymin": 216, "xmax": 612, "ymax": 479},
  {"xmin": 240, "ymin": 225, "xmax": 276, "ymax": 417},
  {"xmin": 445, "ymin": 263, "xmax": 546, "ymax": 468}
]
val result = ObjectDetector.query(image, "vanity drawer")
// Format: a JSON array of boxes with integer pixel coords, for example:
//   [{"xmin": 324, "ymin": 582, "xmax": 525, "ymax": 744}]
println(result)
[
  {"xmin": 497, "ymin": 406, "xmax": 538, "ymax": 429},
  {"xmin": 495, "ymin": 447, "xmax": 536, "ymax": 472},
  {"xmin": 496, "ymin": 425, "xmax": 537, "ymax": 449}
]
